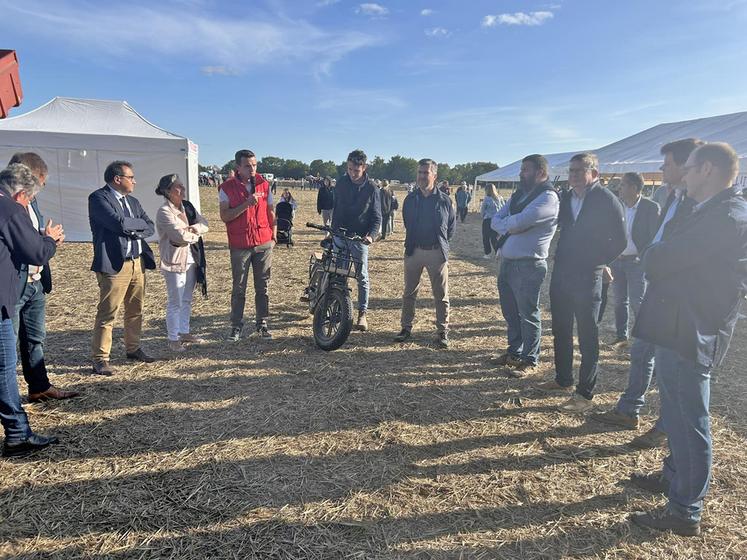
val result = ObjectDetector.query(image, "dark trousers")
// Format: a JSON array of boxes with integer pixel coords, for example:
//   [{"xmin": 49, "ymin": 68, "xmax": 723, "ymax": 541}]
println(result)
[
  {"xmin": 550, "ymin": 267, "xmax": 603, "ymax": 400},
  {"xmin": 381, "ymin": 212, "xmax": 391, "ymax": 239},
  {"xmin": 482, "ymin": 218, "xmax": 499, "ymax": 255},
  {"xmin": 12, "ymin": 281, "xmax": 51, "ymax": 394},
  {"xmin": 458, "ymin": 206, "xmax": 468, "ymax": 223}
]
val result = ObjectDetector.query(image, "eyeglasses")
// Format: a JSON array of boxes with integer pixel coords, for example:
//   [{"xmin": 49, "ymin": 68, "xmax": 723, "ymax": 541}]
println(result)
[{"xmin": 118, "ymin": 174, "xmax": 135, "ymax": 181}]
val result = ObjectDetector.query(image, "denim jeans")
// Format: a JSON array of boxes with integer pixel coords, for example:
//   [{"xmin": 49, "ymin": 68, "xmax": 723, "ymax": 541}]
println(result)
[
  {"xmin": 0, "ymin": 317, "xmax": 32, "ymax": 443},
  {"xmin": 498, "ymin": 258, "xmax": 547, "ymax": 365},
  {"xmin": 162, "ymin": 265, "xmax": 197, "ymax": 341},
  {"xmin": 655, "ymin": 345, "xmax": 711, "ymax": 523},
  {"xmin": 610, "ymin": 257, "xmax": 646, "ymax": 339},
  {"xmin": 615, "ymin": 337, "xmax": 664, "ymax": 432},
  {"xmin": 550, "ymin": 267, "xmax": 603, "ymax": 399},
  {"xmin": 334, "ymin": 237, "xmax": 369, "ymax": 313},
  {"xmin": 12, "ymin": 280, "xmax": 51, "ymax": 394}
]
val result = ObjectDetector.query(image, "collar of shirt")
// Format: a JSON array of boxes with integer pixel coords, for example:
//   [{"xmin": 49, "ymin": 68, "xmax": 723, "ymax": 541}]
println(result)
[{"xmin": 108, "ymin": 185, "xmax": 125, "ymax": 201}]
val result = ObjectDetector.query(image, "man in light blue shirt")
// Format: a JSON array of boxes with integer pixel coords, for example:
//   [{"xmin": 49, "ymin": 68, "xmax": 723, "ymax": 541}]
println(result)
[{"xmin": 490, "ymin": 154, "xmax": 559, "ymax": 376}]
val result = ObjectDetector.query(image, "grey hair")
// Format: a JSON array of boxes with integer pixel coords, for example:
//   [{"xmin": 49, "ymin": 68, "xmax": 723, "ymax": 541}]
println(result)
[{"xmin": 0, "ymin": 163, "xmax": 42, "ymax": 199}]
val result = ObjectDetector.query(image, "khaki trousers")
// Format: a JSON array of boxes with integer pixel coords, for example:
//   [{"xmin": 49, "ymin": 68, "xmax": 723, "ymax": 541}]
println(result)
[
  {"xmin": 91, "ymin": 259, "xmax": 146, "ymax": 361},
  {"xmin": 401, "ymin": 248, "xmax": 449, "ymax": 333}
]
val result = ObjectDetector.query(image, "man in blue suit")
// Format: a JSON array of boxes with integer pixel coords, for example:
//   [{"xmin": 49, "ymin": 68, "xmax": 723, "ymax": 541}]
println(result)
[
  {"xmin": 629, "ymin": 143, "xmax": 747, "ymax": 536},
  {"xmin": 0, "ymin": 164, "xmax": 64, "ymax": 457},
  {"xmin": 8, "ymin": 153, "xmax": 79, "ymax": 402},
  {"xmin": 89, "ymin": 161, "xmax": 156, "ymax": 375}
]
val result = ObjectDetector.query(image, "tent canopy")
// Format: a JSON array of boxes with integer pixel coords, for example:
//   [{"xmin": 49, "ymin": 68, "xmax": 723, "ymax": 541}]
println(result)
[
  {"xmin": 477, "ymin": 110, "xmax": 747, "ymax": 183},
  {"xmin": 0, "ymin": 97, "xmax": 199, "ymax": 241}
]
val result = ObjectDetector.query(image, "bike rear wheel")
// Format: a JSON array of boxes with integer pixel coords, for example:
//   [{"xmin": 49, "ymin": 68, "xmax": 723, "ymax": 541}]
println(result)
[{"xmin": 313, "ymin": 287, "xmax": 353, "ymax": 351}]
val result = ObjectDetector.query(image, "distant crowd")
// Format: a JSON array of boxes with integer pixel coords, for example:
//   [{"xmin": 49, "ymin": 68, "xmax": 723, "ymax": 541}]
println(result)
[{"xmin": 1, "ymin": 141, "xmax": 746, "ymax": 539}]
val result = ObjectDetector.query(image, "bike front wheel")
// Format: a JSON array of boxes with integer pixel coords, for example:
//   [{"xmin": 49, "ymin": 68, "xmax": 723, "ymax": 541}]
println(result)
[{"xmin": 313, "ymin": 287, "xmax": 353, "ymax": 351}]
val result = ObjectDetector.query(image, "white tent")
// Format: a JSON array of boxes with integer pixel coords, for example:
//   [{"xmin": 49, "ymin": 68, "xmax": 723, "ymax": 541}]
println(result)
[
  {"xmin": 0, "ymin": 97, "xmax": 199, "ymax": 241},
  {"xmin": 476, "ymin": 110, "xmax": 747, "ymax": 185},
  {"xmin": 476, "ymin": 151, "xmax": 580, "ymax": 183}
]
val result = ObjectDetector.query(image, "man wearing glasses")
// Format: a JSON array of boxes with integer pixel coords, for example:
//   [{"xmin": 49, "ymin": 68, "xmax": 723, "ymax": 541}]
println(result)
[
  {"xmin": 536, "ymin": 153, "xmax": 626, "ymax": 412},
  {"xmin": 88, "ymin": 161, "xmax": 156, "ymax": 375}
]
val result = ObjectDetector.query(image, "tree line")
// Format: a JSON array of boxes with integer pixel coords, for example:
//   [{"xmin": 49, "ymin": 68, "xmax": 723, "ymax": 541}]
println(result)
[{"xmin": 209, "ymin": 156, "xmax": 498, "ymax": 184}]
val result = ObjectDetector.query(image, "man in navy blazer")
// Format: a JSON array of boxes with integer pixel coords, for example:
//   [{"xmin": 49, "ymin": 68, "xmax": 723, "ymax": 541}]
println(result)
[
  {"xmin": 609, "ymin": 172, "xmax": 661, "ymax": 343},
  {"xmin": 0, "ymin": 164, "xmax": 64, "ymax": 457},
  {"xmin": 89, "ymin": 161, "xmax": 156, "ymax": 375},
  {"xmin": 537, "ymin": 152, "xmax": 626, "ymax": 412},
  {"xmin": 8, "ymin": 153, "xmax": 79, "ymax": 402},
  {"xmin": 629, "ymin": 143, "xmax": 747, "ymax": 536}
]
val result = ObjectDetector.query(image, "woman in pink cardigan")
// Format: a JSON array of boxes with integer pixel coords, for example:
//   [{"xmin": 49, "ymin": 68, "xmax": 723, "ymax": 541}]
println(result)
[{"xmin": 155, "ymin": 174, "xmax": 209, "ymax": 351}]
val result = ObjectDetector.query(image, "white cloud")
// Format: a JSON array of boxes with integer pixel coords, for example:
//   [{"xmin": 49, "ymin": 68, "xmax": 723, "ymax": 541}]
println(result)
[
  {"xmin": 482, "ymin": 11, "xmax": 554, "ymax": 27},
  {"xmin": 421, "ymin": 8, "xmax": 433, "ymax": 16},
  {"xmin": 425, "ymin": 27, "xmax": 450, "ymax": 38},
  {"xmin": 317, "ymin": 0, "xmax": 341, "ymax": 5},
  {"xmin": 4, "ymin": 0, "xmax": 380, "ymax": 77},
  {"xmin": 357, "ymin": 3, "xmax": 388, "ymax": 16},
  {"xmin": 315, "ymin": 88, "xmax": 406, "ymax": 111}
]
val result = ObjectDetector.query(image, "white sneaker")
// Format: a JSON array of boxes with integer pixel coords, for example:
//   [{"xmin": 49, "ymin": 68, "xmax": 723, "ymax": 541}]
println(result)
[{"xmin": 482, "ymin": 254, "xmax": 492, "ymax": 259}]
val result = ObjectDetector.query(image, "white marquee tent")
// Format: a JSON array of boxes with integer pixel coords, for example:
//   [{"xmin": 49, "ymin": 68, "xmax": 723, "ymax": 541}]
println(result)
[
  {"xmin": 477, "ymin": 110, "xmax": 747, "ymax": 186},
  {"xmin": 0, "ymin": 97, "xmax": 199, "ymax": 241}
]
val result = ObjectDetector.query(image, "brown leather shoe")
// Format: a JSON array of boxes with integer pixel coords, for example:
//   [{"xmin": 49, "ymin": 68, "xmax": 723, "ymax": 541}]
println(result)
[
  {"xmin": 28, "ymin": 385, "xmax": 80, "ymax": 402},
  {"xmin": 126, "ymin": 348, "xmax": 156, "ymax": 363},
  {"xmin": 92, "ymin": 360, "xmax": 114, "ymax": 376}
]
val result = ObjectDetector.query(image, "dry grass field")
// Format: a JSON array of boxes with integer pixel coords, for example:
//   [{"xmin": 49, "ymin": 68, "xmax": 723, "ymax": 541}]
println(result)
[{"xmin": 1, "ymin": 186, "xmax": 746, "ymax": 559}]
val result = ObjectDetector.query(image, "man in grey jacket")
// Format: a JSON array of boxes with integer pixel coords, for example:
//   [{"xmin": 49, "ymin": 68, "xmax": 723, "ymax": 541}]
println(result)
[{"xmin": 491, "ymin": 154, "xmax": 559, "ymax": 377}]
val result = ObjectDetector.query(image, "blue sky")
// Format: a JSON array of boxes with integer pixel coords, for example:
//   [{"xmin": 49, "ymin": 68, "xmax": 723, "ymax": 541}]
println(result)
[{"xmin": 3, "ymin": 0, "xmax": 747, "ymax": 167}]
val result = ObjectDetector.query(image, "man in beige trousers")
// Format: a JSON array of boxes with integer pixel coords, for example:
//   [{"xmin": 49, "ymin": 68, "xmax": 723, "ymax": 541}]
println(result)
[{"xmin": 394, "ymin": 158, "xmax": 456, "ymax": 348}]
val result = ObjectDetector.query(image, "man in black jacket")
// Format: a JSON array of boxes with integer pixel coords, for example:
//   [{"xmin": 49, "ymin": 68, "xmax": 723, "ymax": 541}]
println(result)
[
  {"xmin": 609, "ymin": 172, "xmax": 660, "ymax": 344},
  {"xmin": 8, "ymin": 153, "xmax": 79, "ymax": 402},
  {"xmin": 0, "ymin": 164, "xmax": 64, "ymax": 457},
  {"xmin": 537, "ymin": 153, "xmax": 626, "ymax": 412},
  {"xmin": 628, "ymin": 143, "xmax": 747, "ymax": 536},
  {"xmin": 592, "ymin": 139, "xmax": 703, "ymax": 449},
  {"xmin": 331, "ymin": 150, "xmax": 382, "ymax": 331},
  {"xmin": 394, "ymin": 158, "xmax": 455, "ymax": 348},
  {"xmin": 316, "ymin": 177, "xmax": 335, "ymax": 226}
]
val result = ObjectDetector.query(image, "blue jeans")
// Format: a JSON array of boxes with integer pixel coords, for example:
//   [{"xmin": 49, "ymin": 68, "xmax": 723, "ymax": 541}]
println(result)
[
  {"xmin": 615, "ymin": 338, "xmax": 664, "ymax": 432},
  {"xmin": 334, "ymin": 237, "xmax": 369, "ymax": 313},
  {"xmin": 498, "ymin": 258, "xmax": 547, "ymax": 365},
  {"xmin": 610, "ymin": 257, "xmax": 646, "ymax": 339},
  {"xmin": 0, "ymin": 317, "xmax": 32, "ymax": 443},
  {"xmin": 656, "ymin": 346, "xmax": 711, "ymax": 523},
  {"xmin": 550, "ymin": 267, "xmax": 603, "ymax": 399},
  {"xmin": 13, "ymin": 280, "xmax": 51, "ymax": 394}
]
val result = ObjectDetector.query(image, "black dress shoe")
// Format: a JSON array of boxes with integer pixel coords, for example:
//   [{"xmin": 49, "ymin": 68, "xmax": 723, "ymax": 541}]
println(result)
[
  {"xmin": 126, "ymin": 348, "xmax": 156, "ymax": 363},
  {"xmin": 630, "ymin": 471, "xmax": 670, "ymax": 495},
  {"xmin": 3, "ymin": 434, "xmax": 60, "ymax": 458},
  {"xmin": 630, "ymin": 507, "xmax": 701, "ymax": 536},
  {"xmin": 394, "ymin": 328, "xmax": 411, "ymax": 343}
]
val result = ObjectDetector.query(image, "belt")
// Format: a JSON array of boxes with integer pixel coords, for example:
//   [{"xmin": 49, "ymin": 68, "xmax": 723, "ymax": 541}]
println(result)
[{"xmin": 416, "ymin": 243, "xmax": 440, "ymax": 250}]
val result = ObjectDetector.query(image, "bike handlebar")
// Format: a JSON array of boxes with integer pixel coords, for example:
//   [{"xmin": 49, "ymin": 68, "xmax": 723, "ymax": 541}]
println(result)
[{"xmin": 306, "ymin": 222, "xmax": 363, "ymax": 242}]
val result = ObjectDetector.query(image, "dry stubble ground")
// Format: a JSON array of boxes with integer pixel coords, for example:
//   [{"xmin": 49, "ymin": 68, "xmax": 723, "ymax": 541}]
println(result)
[{"xmin": 0, "ymin": 186, "xmax": 746, "ymax": 559}]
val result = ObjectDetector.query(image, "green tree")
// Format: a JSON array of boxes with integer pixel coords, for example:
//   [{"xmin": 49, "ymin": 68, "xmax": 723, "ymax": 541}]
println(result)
[
  {"xmin": 281, "ymin": 159, "xmax": 310, "ymax": 179},
  {"xmin": 220, "ymin": 160, "xmax": 236, "ymax": 176},
  {"xmin": 367, "ymin": 156, "xmax": 387, "ymax": 180},
  {"xmin": 309, "ymin": 159, "xmax": 338, "ymax": 178},
  {"xmin": 258, "ymin": 156, "xmax": 285, "ymax": 176},
  {"xmin": 437, "ymin": 162, "xmax": 453, "ymax": 184},
  {"xmin": 386, "ymin": 155, "xmax": 418, "ymax": 183}
]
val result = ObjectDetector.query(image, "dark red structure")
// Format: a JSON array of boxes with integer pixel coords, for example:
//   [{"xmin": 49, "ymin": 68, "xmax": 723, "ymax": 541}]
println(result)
[{"xmin": 0, "ymin": 50, "xmax": 23, "ymax": 119}]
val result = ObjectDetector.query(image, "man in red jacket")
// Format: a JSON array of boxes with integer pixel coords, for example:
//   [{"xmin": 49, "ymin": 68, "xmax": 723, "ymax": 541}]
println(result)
[{"xmin": 219, "ymin": 150, "xmax": 276, "ymax": 341}]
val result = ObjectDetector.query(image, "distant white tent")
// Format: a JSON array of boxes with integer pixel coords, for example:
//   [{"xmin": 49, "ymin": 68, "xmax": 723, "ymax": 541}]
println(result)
[
  {"xmin": 477, "ymin": 110, "xmax": 747, "ymax": 185},
  {"xmin": 0, "ymin": 97, "xmax": 199, "ymax": 241},
  {"xmin": 476, "ymin": 151, "xmax": 580, "ymax": 183}
]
